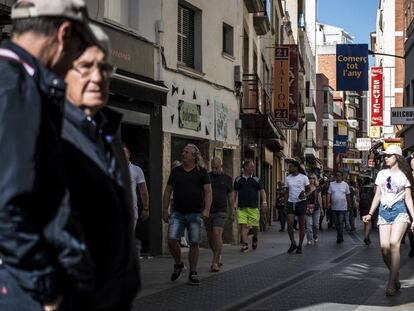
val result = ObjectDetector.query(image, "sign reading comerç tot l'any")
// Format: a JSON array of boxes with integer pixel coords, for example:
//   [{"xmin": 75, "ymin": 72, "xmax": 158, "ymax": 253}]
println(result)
[{"xmin": 336, "ymin": 44, "xmax": 369, "ymax": 91}]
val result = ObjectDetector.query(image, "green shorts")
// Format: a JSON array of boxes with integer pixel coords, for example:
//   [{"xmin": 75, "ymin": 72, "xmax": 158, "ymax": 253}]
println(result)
[{"xmin": 237, "ymin": 207, "xmax": 260, "ymax": 226}]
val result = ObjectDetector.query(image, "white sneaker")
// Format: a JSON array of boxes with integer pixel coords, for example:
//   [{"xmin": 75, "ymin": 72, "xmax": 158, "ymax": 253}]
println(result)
[
  {"xmin": 307, "ymin": 240, "xmax": 312, "ymax": 245},
  {"xmin": 314, "ymin": 238, "xmax": 318, "ymax": 243}
]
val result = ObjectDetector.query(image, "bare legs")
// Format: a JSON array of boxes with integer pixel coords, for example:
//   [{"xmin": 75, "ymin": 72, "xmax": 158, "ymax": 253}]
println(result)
[
  {"xmin": 207, "ymin": 227, "xmax": 224, "ymax": 268},
  {"xmin": 168, "ymin": 240, "xmax": 199, "ymax": 272},
  {"xmin": 287, "ymin": 214, "xmax": 305, "ymax": 247},
  {"xmin": 379, "ymin": 222, "xmax": 408, "ymax": 291}
]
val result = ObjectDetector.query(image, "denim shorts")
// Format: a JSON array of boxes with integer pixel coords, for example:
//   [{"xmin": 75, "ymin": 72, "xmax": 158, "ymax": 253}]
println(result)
[
  {"xmin": 205, "ymin": 212, "xmax": 228, "ymax": 230},
  {"xmin": 168, "ymin": 211, "xmax": 203, "ymax": 244},
  {"xmin": 377, "ymin": 200, "xmax": 411, "ymax": 226}
]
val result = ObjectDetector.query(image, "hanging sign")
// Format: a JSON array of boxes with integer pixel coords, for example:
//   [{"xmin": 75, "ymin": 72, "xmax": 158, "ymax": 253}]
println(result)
[
  {"xmin": 336, "ymin": 44, "xmax": 369, "ymax": 91},
  {"xmin": 371, "ymin": 67, "xmax": 383, "ymax": 126}
]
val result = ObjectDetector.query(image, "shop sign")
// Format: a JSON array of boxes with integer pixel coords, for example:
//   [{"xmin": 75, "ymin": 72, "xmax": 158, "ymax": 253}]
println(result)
[
  {"xmin": 356, "ymin": 138, "xmax": 372, "ymax": 151},
  {"xmin": 368, "ymin": 159, "xmax": 375, "ymax": 167},
  {"xmin": 100, "ymin": 24, "xmax": 154, "ymax": 79},
  {"xmin": 342, "ymin": 158, "xmax": 362, "ymax": 164},
  {"xmin": 274, "ymin": 47, "xmax": 289, "ymax": 120},
  {"xmin": 371, "ymin": 67, "xmax": 383, "ymax": 126},
  {"xmin": 336, "ymin": 44, "xmax": 369, "ymax": 91},
  {"xmin": 383, "ymin": 138, "xmax": 401, "ymax": 150},
  {"xmin": 288, "ymin": 45, "xmax": 299, "ymax": 122},
  {"xmin": 215, "ymin": 101, "xmax": 228, "ymax": 141},
  {"xmin": 369, "ymin": 126, "xmax": 381, "ymax": 138},
  {"xmin": 333, "ymin": 135, "xmax": 347, "ymax": 154},
  {"xmin": 391, "ymin": 107, "xmax": 414, "ymax": 125},
  {"xmin": 337, "ymin": 121, "xmax": 348, "ymax": 136},
  {"xmin": 178, "ymin": 100, "xmax": 201, "ymax": 131}
]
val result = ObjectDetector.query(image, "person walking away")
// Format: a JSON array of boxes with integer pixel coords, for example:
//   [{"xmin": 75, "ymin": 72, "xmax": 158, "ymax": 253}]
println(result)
[
  {"xmin": 61, "ymin": 26, "xmax": 140, "ymax": 310},
  {"xmin": 318, "ymin": 178, "xmax": 328, "ymax": 230},
  {"xmin": 276, "ymin": 182, "xmax": 287, "ymax": 232},
  {"xmin": 347, "ymin": 180, "xmax": 358, "ymax": 231},
  {"xmin": 0, "ymin": 1, "xmax": 98, "ymax": 310},
  {"xmin": 327, "ymin": 171, "xmax": 351, "ymax": 244},
  {"xmin": 162, "ymin": 144, "xmax": 212, "ymax": 285},
  {"xmin": 305, "ymin": 175, "xmax": 323, "ymax": 245},
  {"xmin": 363, "ymin": 145, "xmax": 414, "ymax": 296},
  {"xmin": 234, "ymin": 160, "xmax": 268, "ymax": 252},
  {"xmin": 359, "ymin": 177, "xmax": 375, "ymax": 245},
  {"xmin": 285, "ymin": 161, "xmax": 310, "ymax": 254},
  {"xmin": 206, "ymin": 157, "xmax": 234, "ymax": 272}
]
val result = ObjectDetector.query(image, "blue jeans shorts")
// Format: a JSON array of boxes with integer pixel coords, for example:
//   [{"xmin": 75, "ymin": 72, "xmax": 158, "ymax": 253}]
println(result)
[
  {"xmin": 377, "ymin": 200, "xmax": 410, "ymax": 225},
  {"xmin": 168, "ymin": 211, "xmax": 203, "ymax": 244}
]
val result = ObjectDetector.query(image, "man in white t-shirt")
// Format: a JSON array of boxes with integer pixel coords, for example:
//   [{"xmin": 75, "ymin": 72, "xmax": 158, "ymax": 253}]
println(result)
[
  {"xmin": 123, "ymin": 146, "xmax": 150, "ymax": 230},
  {"xmin": 328, "ymin": 171, "xmax": 350, "ymax": 243},
  {"xmin": 285, "ymin": 161, "xmax": 310, "ymax": 254}
]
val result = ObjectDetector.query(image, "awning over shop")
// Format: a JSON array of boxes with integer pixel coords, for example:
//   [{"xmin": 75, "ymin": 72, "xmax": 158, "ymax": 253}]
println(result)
[
  {"xmin": 264, "ymin": 138, "xmax": 284, "ymax": 153},
  {"xmin": 110, "ymin": 71, "xmax": 168, "ymax": 106},
  {"xmin": 241, "ymin": 114, "xmax": 282, "ymax": 139}
]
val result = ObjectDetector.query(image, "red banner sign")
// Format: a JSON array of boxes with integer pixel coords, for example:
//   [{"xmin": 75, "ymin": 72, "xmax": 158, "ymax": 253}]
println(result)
[{"xmin": 371, "ymin": 67, "xmax": 383, "ymax": 126}]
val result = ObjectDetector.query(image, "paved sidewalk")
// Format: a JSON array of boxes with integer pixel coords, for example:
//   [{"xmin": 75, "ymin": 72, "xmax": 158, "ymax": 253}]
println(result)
[{"xmin": 133, "ymin": 220, "xmax": 414, "ymax": 310}]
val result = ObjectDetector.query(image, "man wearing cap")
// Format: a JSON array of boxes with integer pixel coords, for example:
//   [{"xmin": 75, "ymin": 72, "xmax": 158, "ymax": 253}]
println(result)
[
  {"xmin": 0, "ymin": 1, "xmax": 97, "ymax": 310},
  {"xmin": 61, "ymin": 26, "xmax": 140, "ymax": 310}
]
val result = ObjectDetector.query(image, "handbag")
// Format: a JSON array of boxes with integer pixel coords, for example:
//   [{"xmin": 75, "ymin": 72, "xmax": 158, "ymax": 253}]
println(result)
[{"xmin": 306, "ymin": 204, "xmax": 315, "ymax": 215}]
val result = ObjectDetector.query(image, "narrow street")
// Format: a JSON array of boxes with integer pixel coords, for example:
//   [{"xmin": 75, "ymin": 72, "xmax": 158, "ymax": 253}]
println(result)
[{"xmin": 133, "ymin": 221, "xmax": 414, "ymax": 311}]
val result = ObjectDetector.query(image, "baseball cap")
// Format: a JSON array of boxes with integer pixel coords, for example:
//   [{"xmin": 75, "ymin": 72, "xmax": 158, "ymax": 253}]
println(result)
[
  {"xmin": 11, "ymin": 0, "xmax": 97, "ymax": 45},
  {"xmin": 381, "ymin": 145, "xmax": 402, "ymax": 156}
]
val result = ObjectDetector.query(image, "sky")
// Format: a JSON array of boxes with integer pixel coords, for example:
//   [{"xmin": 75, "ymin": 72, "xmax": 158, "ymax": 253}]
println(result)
[{"xmin": 317, "ymin": 0, "xmax": 378, "ymax": 44}]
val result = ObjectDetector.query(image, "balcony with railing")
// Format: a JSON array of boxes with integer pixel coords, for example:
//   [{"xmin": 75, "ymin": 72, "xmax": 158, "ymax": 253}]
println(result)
[
  {"xmin": 304, "ymin": 98, "xmax": 317, "ymax": 121},
  {"xmin": 305, "ymin": 130, "xmax": 317, "ymax": 158},
  {"xmin": 241, "ymin": 74, "xmax": 280, "ymax": 139},
  {"xmin": 244, "ymin": 0, "xmax": 266, "ymax": 13}
]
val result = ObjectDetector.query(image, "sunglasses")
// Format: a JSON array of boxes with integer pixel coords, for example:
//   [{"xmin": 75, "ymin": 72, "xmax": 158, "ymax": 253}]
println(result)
[{"xmin": 386, "ymin": 176, "xmax": 391, "ymax": 189}]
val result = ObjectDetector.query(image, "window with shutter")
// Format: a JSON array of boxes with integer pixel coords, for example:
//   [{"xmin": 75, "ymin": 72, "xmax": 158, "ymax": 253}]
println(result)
[{"xmin": 177, "ymin": 5, "xmax": 195, "ymax": 68}]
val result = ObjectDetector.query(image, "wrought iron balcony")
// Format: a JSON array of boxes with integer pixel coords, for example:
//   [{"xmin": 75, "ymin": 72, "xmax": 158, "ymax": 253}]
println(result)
[
  {"xmin": 242, "ymin": 73, "xmax": 271, "ymax": 115},
  {"xmin": 244, "ymin": 0, "xmax": 265, "ymax": 13}
]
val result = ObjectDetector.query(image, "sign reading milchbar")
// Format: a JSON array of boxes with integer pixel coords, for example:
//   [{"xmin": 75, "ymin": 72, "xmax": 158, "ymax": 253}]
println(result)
[
  {"xmin": 391, "ymin": 107, "xmax": 414, "ymax": 125},
  {"xmin": 274, "ymin": 45, "xmax": 299, "ymax": 128},
  {"xmin": 178, "ymin": 100, "xmax": 201, "ymax": 131},
  {"xmin": 336, "ymin": 44, "xmax": 369, "ymax": 91}
]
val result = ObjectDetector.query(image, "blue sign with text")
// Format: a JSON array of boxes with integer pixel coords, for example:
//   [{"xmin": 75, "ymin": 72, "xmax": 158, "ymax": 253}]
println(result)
[
  {"xmin": 336, "ymin": 44, "xmax": 369, "ymax": 91},
  {"xmin": 333, "ymin": 135, "xmax": 348, "ymax": 154}
]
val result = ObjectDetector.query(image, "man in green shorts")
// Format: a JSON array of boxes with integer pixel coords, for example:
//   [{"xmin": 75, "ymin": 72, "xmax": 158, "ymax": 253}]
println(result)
[{"xmin": 234, "ymin": 160, "xmax": 267, "ymax": 252}]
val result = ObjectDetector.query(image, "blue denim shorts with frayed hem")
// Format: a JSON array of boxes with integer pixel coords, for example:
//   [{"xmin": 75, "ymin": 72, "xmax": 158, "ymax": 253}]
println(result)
[
  {"xmin": 168, "ymin": 211, "xmax": 203, "ymax": 244},
  {"xmin": 377, "ymin": 200, "xmax": 410, "ymax": 226}
]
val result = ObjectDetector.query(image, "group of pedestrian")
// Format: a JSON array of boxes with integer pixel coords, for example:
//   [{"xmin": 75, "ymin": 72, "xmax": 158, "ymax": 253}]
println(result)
[
  {"xmin": 163, "ymin": 153, "xmax": 267, "ymax": 285},
  {"xmin": 0, "ymin": 1, "xmax": 140, "ymax": 310}
]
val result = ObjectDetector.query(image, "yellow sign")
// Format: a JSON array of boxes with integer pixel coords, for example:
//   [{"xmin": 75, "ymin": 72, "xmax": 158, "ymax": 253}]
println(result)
[
  {"xmin": 338, "ymin": 121, "xmax": 347, "ymax": 136},
  {"xmin": 383, "ymin": 138, "xmax": 402, "ymax": 150},
  {"xmin": 369, "ymin": 126, "xmax": 381, "ymax": 138},
  {"xmin": 274, "ymin": 47, "xmax": 289, "ymax": 120}
]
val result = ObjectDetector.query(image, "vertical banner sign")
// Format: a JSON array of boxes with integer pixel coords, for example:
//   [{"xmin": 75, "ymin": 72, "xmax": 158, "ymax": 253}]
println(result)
[
  {"xmin": 371, "ymin": 67, "xmax": 383, "ymax": 126},
  {"xmin": 336, "ymin": 44, "xmax": 369, "ymax": 91},
  {"xmin": 288, "ymin": 45, "xmax": 299, "ymax": 122},
  {"xmin": 333, "ymin": 135, "xmax": 348, "ymax": 154},
  {"xmin": 274, "ymin": 47, "xmax": 289, "ymax": 120}
]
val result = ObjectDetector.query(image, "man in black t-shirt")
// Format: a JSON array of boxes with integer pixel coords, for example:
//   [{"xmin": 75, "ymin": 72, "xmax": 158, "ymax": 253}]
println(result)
[
  {"xmin": 162, "ymin": 144, "xmax": 212, "ymax": 285},
  {"xmin": 206, "ymin": 157, "xmax": 233, "ymax": 272},
  {"xmin": 234, "ymin": 160, "xmax": 267, "ymax": 252}
]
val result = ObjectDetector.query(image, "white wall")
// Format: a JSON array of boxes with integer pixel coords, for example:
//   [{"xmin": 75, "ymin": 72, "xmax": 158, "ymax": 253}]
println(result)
[{"xmin": 161, "ymin": 0, "xmax": 242, "ymax": 146}]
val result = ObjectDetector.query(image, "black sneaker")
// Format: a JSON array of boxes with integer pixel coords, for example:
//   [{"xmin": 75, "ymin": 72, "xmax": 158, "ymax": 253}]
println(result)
[
  {"xmin": 296, "ymin": 246, "xmax": 302, "ymax": 254},
  {"xmin": 171, "ymin": 262, "xmax": 186, "ymax": 282},
  {"xmin": 409, "ymin": 248, "xmax": 414, "ymax": 258},
  {"xmin": 187, "ymin": 272, "xmax": 200, "ymax": 286},
  {"xmin": 287, "ymin": 243, "xmax": 297, "ymax": 253},
  {"xmin": 252, "ymin": 237, "xmax": 258, "ymax": 250}
]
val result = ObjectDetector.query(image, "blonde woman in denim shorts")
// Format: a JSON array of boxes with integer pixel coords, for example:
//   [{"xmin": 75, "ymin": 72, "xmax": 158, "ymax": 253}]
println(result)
[{"xmin": 363, "ymin": 145, "xmax": 414, "ymax": 296}]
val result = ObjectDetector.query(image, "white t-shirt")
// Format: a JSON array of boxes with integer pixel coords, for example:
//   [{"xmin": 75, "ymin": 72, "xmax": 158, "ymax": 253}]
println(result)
[
  {"xmin": 129, "ymin": 163, "xmax": 146, "ymax": 220},
  {"xmin": 286, "ymin": 173, "xmax": 310, "ymax": 203},
  {"xmin": 328, "ymin": 181, "xmax": 350, "ymax": 211},
  {"xmin": 375, "ymin": 169, "xmax": 410, "ymax": 207}
]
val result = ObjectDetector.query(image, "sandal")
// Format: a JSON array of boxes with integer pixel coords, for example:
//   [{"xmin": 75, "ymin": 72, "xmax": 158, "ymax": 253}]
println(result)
[{"xmin": 210, "ymin": 264, "xmax": 220, "ymax": 272}]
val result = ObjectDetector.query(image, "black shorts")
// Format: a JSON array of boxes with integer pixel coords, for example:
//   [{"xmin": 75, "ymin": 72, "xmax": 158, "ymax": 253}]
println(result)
[{"xmin": 286, "ymin": 201, "xmax": 307, "ymax": 216}]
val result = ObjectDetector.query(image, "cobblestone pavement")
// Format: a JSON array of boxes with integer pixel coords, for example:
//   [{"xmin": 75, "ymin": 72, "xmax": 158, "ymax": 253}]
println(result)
[{"xmin": 132, "ymin": 221, "xmax": 414, "ymax": 311}]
